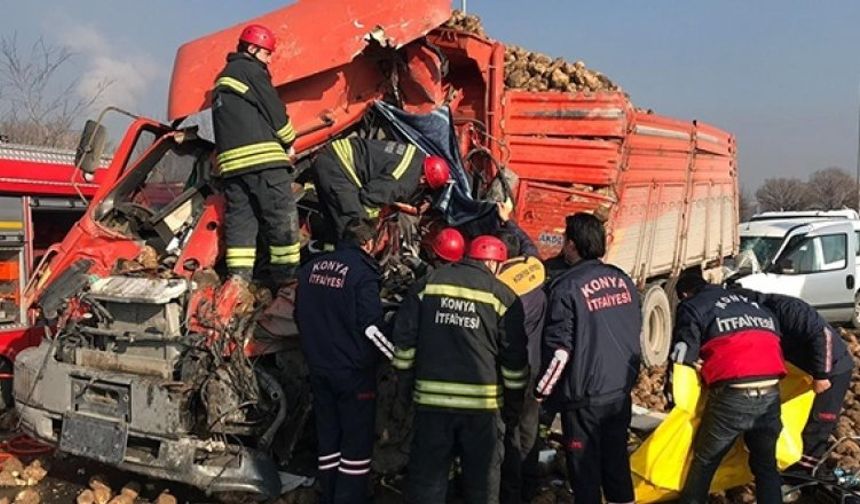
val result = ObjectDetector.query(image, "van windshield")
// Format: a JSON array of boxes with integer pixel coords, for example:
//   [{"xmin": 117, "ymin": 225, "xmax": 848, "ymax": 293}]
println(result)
[{"xmin": 739, "ymin": 236, "xmax": 784, "ymax": 267}]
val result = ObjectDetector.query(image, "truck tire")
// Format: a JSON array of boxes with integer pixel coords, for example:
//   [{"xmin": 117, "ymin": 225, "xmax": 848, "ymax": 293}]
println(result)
[{"xmin": 640, "ymin": 285, "xmax": 672, "ymax": 367}]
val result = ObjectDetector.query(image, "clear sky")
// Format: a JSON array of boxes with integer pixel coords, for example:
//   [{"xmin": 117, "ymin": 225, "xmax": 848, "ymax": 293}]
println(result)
[{"xmin": 4, "ymin": 0, "xmax": 860, "ymax": 190}]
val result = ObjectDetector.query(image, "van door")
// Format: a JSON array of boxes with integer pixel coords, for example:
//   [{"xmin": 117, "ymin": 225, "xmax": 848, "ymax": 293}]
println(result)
[{"xmin": 767, "ymin": 221, "xmax": 856, "ymax": 321}]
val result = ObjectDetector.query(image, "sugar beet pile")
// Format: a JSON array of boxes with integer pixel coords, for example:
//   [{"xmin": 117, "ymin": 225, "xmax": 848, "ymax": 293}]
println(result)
[{"xmin": 445, "ymin": 11, "xmax": 620, "ymax": 93}]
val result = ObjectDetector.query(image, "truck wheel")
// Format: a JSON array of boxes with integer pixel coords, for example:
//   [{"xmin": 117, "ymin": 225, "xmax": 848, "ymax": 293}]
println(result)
[
  {"xmin": 852, "ymin": 291, "xmax": 860, "ymax": 329},
  {"xmin": 640, "ymin": 285, "xmax": 672, "ymax": 367}
]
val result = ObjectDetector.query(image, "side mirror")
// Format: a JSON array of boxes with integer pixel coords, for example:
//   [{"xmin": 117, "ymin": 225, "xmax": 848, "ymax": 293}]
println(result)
[
  {"xmin": 774, "ymin": 259, "xmax": 794, "ymax": 275},
  {"xmin": 75, "ymin": 120, "xmax": 107, "ymax": 175}
]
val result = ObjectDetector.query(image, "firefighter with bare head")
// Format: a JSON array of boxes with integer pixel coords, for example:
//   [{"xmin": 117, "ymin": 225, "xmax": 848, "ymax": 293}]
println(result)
[
  {"xmin": 294, "ymin": 218, "xmax": 394, "ymax": 503},
  {"xmin": 672, "ymin": 269, "xmax": 786, "ymax": 504},
  {"xmin": 211, "ymin": 24, "xmax": 301, "ymax": 289},
  {"xmin": 534, "ymin": 212, "xmax": 642, "ymax": 504}
]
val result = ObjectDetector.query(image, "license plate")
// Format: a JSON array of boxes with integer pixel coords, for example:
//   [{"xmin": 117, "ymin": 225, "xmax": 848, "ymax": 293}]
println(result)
[{"xmin": 59, "ymin": 413, "xmax": 128, "ymax": 465}]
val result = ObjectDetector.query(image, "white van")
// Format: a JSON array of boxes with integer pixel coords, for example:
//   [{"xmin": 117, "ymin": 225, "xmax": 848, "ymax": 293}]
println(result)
[
  {"xmin": 749, "ymin": 209, "xmax": 860, "ymax": 222},
  {"xmin": 734, "ymin": 219, "xmax": 859, "ymax": 326}
]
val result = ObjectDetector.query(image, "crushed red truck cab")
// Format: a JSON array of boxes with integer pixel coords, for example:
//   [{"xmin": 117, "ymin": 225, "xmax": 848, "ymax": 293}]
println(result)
[{"xmin": 13, "ymin": 0, "xmax": 737, "ymax": 498}]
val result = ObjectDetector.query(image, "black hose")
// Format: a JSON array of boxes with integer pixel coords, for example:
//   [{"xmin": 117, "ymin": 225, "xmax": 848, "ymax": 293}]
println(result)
[{"xmin": 256, "ymin": 368, "xmax": 287, "ymax": 450}]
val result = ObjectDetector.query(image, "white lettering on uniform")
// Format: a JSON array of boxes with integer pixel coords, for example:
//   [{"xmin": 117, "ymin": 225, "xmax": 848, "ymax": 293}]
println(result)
[
  {"xmin": 578, "ymin": 274, "xmax": 633, "ymax": 313},
  {"xmin": 309, "ymin": 260, "xmax": 349, "ymax": 289},
  {"xmin": 434, "ymin": 296, "xmax": 481, "ymax": 329},
  {"xmin": 715, "ymin": 314, "xmax": 776, "ymax": 332}
]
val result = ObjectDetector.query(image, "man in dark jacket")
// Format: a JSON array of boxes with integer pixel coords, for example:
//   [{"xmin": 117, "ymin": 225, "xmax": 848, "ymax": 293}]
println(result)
[
  {"xmin": 533, "ymin": 212, "xmax": 642, "ymax": 504},
  {"xmin": 733, "ymin": 288, "xmax": 854, "ymax": 474},
  {"xmin": 673, "ymin": 271, "xmax": 786, "ymax": 504},
  {"xmin": 392, "ymin": 235, "xmax": 528, "ymax": 504},
  {"xmin": 312, "ymin": 137, "xmax": 450, "ymax": 240},
  {"xmin": 212, "ymin": 24, "xmax": 301, "ymax": 287},
  {"xmin": 496, "ymin": 213, "xmax": 546, "ymax": 504},
  {"xmin": 294, "ymin": 218, "xmax": 394, "ymax": 504}
]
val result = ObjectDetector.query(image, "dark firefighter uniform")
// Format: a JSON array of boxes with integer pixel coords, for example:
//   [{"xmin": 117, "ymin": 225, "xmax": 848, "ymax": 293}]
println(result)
[
  {"xmin": 312, "ymin": 137, "xmax": 426, "ymax": 240},
  {"xmin": 734, "ymin": 288, "xmax": 854, "ymax": 472},
  {"xmin": 391, "ymin": 259, "xmax": 528, "ymax": 504},
  {"xmin": 212, "ymin": 51, "xmax": 301, "ymax": 279},
  {"xmin": 294, "ymin": 243, "xmax": 394, "ymax": 504},
  {"xmin": 672, "ymin": 285, "xmax": 786, "ymax": 504},
  {"xmin": 497, "ymin": 251, "xmax": 546, "ymax": 504},
  {"xmin": 534, "ymin": 259, "xmax": 642, "ymax": 504}
]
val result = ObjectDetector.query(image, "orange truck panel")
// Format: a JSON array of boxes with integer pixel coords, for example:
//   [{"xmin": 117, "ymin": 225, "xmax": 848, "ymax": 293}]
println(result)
[
  {"xmin": 168, "ymin": 0, "xmax": 452, "ymax": 121},
  {"xmin": 495, "ymin": 86, "xmax": 736, "ymax": 283}
]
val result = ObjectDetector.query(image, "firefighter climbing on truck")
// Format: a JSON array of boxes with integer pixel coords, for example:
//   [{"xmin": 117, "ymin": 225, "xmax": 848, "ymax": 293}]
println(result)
[
  {"xmin": 212, "ymin": 24, "xmax": 301, "ymax": 289},
  {"xmin": 311, "ymin": 137, "xmax": 450, "ymax": 241},
  {"xmin": 391, "ymin": 235, "xmax": 528, "ymax": 503}
]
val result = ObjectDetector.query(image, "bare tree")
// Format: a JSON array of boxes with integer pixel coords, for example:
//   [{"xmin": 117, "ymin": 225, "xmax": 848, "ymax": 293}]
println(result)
[
  {"xmin": 0, "ymin": 34, "xmax": 112, "ymax": 148},
  {"xmin": 805, "ymin": 167, "xmax": 859, "ymax": 210},
  {"xmin": 738, "ymin": 185, "xmax": 757, "ymax": 222},
  {"xmin": 755, "ymin": 177, "xmax": 812, "ymax": 212}
]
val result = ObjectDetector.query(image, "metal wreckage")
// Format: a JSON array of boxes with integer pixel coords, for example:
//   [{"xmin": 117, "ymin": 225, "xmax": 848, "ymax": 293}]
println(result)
[{"xmin": 10, "ymin": 0, "xmax": 739, "ymax": 500}]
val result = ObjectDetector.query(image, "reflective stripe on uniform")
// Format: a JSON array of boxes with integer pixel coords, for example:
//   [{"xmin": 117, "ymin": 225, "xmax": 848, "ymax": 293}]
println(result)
[
  {"xmin": 501, "ymin": 366, "xmax": 529, "ymax": 389},
  {"xmin": 392, "ymin": 347, "xmax": 415, "ymax": 370},
  {"xmin": 331, "ymin": 139, "xmax": 362, "ymax": 188},
  {"xmin": 364, "ymin": 206, "xmax": 380, "ymax": 218},
  {"xmin": 269, "ymin": 243, "xmax": 301, "ymax": 265},
  {"xmin": 276, "ymin": 120, "xmax": 296, "ymax": 144},
  {"xmin": 421, "ymin": 284, "xmax": 508, "ymax": 316},
  {"xmin": 391, "ymin": 144, "xmax": 417, "ymax": 180},
  {"xmin": 226, "ymin": 247, "xmax": 256, "ymax": 268},
  {"xmin": 217, "ymin": 141, "xmax": 289, "ymax": 174},
  {"xmin": 503, "ymin": 378, "xmax": 527, "ymax": 390},
  {"xmin": 413, "ymin": 391, "xmax": 500, "ymax": 410},
  {"xmin": 215, "ymin": 76, "xmax": 248, "ymax": 94},
  {"xmin": 501, "ymin": 366, "xmax": 528, "ymax": 380},
  {"xmin": 415, "ymin": 380, "xmax": 498, "ymax": 397}
]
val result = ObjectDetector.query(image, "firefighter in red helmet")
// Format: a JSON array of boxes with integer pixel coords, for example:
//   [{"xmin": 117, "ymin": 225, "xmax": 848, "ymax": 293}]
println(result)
[
  {"xmin": 392, "ymin": 235, "xmax": 528, "ymax": 503},
  {"xmin": 311, "ymin": 137, "xmax": 450, "ymax": 242},
  {"xmin": 212, "ymin": 24, "xmax": 301, "ymax": 291},
  {"xmin": 428, "ymin": 226, "xmax": 466, "ymax": 263}
]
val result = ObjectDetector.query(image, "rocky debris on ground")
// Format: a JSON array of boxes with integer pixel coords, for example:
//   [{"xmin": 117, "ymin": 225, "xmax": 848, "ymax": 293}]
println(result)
[
  {"xmin": 444, "ymin": 10, "xmax": 620, "ymax": 93},
  {"xmin": 831, "ymin": 328, "xmax": 860, "ymax": 470},
  {"xmin": 82, "ymin": 477, "xmax": 111, "ymax": 504},
  {"xmin": 12, "ymin": 489, "xmax": 38, "ymax": 504},
  {"xmin": 632, "ymin": 365, "xmax": 669, "ymax": 412},
  {"xmin": 0, "ymin": 458, "xmax": 48, "ymax": 488},
  {"xmin": 152, "ymin": 492, "xmax": 176, "ymax": 504}
]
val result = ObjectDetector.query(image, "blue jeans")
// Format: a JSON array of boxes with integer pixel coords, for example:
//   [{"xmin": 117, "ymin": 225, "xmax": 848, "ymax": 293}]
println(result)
[{"xmin": 680, "ymin": 386, "xmax": 782, "ymax": 504}]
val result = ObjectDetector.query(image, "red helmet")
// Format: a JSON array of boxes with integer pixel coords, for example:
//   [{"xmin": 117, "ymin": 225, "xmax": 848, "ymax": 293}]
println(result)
[
  {"xmin": 431, "ymin": 228, "xmax": 465, "ymax": 262},
  {"xmin": 239, "ymin": 24, "xmax": 276, "ymax": 52},
  {"xmin": 423, "ymin": 156, "xmax": 450, "ymax": 190},
  {"xmin": 467, "ymin": 235, "xmax": 507, "ymax": 262}
]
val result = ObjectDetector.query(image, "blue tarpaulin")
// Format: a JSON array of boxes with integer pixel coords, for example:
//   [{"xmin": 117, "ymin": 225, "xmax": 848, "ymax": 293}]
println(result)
[{"xmin": 372, "ymin": 101, "xmax": 497, "ymax": 228}]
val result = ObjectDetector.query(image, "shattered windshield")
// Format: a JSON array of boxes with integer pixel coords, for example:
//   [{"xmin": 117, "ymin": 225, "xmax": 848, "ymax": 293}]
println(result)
[
  {"xmin": 118, "ymin": 138, "xmax": 210, "ymax": 214},
  {"xmin": 739, "ymin": 236, "xmax": 784, "ymax": 267},
  {"xmin": 128, "ymin": 143, "xmax": 209, "ymax": 213}
]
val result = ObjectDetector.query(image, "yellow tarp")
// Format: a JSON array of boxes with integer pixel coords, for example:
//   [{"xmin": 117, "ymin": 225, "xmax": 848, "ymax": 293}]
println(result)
[{"xmin": 630, "ymin": 363, "xmax": 815, "ymax": 503}]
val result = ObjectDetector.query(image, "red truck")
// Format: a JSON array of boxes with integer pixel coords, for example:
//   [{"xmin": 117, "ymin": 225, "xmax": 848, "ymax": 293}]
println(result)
[
  {"xmin": 0, "ymin": 142, "xmax": 107, "ymax": 408},
  {"xmin": 13, "ymin": 0, "xmax": 737, "ymax": 497}
]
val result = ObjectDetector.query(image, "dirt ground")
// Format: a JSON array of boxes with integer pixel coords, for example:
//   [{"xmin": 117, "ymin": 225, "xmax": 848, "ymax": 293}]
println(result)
[{"xmin": 8, "ymin": 328, "xmax": 860, "ymax": 503}]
